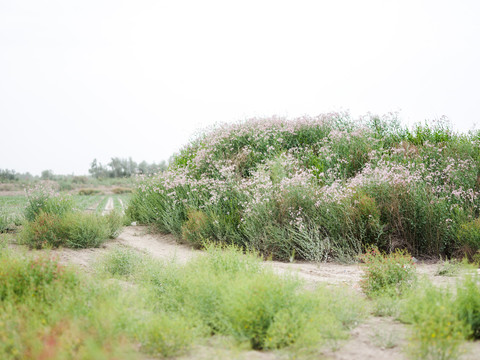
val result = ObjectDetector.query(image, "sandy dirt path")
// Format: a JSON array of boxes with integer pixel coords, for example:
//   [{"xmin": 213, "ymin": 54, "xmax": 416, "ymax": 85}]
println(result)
[{"xmin": 101, "ymin": 196, "xmax": 114, "ymax": 215}]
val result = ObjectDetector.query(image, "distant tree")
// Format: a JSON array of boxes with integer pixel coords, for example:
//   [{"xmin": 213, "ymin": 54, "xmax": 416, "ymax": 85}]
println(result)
[
  {"xmin": 89, "ymin": 159, "xmax": 108, "ymax": 178},
  {"xmin": 0, "ymin": 169, "xmax": 17, "ymax": 182},
  {"xmin": 89, "ymin": 157, "xmax": 168, "ymax": 178},
  {"xmin": 41, "ymin": 169, "xmax": 54, "ymax": 180}
]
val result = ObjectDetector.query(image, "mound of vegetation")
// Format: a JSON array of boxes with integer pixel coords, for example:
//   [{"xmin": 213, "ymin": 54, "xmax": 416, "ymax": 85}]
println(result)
[{"xmin": 128, "ymin": 113, "xmax": 480, "ymax": 261}]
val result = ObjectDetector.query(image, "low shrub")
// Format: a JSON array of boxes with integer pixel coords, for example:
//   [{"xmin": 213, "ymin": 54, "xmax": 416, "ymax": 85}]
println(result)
[
  {"xmin": 0, "ymin": 251, "xmax": 77, "ymax": 303},
  {"xmin": 62, "ymin": 212, "xmax": 109, "ymax": 248},
  {"xmin": 112, "ymin": 187, "xmax": 132, "ymax": 194},
  {"xmin": 19, "ymin": 212, "xmax": 65, "ymax": 248},
  {"xmin": 360, "ymin": 247, "xmax": 416, "ymax": 297},
  {"xmin": 78, "ymin": 188, "xmax": 102, "ymax": 195}
]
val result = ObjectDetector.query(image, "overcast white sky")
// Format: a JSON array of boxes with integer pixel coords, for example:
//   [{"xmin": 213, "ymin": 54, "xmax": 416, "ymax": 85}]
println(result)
[{"xmin": 1, "ymin": 0, "xmax": 480, "ymax": 175}]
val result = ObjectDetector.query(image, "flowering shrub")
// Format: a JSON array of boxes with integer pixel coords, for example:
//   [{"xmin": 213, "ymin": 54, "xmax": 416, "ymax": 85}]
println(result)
[
  {"xmin": 24, "ymin": 182, "xmax": 74, "ymax": 221},
  {"xmin": 128, "ymin": 114, "xmax": 480, "ymax": 260}
]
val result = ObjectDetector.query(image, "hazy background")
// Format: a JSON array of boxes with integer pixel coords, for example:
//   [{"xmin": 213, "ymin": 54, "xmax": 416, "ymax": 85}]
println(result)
[{"xmin": 1, "ymin": 0, "xmax": 479, "ymax": 175}]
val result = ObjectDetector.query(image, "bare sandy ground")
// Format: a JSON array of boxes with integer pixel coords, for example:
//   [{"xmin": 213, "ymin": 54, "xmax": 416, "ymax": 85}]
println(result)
[{"xmin": 50, "ymin": 226, "xmax": 480, "ymax": 360}]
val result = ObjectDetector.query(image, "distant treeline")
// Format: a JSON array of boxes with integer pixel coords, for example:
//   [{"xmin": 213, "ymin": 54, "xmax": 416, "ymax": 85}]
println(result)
[
  {"xmin": 0, "ymin": 157, "xmax": 168, "ymax": 182},
  {"xmin": 89, "ymin": 157, "xmax": 167, "ymax": 178}
]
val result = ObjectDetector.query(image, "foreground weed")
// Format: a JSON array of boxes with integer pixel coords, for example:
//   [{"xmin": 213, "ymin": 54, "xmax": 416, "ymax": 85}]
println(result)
[
  {"xmin": 138, "ymin": 312, "xmax": 197, "ymax": 358},
  {"xmin": 360, "ymin": 247, "xmax": 416, "ymax": 297},
  {"xmin": 455, "ymin": 274, "xmax": 480, "ymax": 339},
  {"xmin": 402, "ymin": 281, "xmax": 471, "ymax": 360},
  {"xmin": 99, "ymin": 246, "xmax": 142, "ymax": 277},
  {"xmin": 0, "ymin": 248, "xmax": 140, "ymax": 359}
]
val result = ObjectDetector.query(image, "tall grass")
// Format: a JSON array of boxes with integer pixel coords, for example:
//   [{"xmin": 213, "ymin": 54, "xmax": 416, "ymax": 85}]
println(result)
[{"xmin": 128, "ymin": 114, "xmax": 480, "ymax": 260}]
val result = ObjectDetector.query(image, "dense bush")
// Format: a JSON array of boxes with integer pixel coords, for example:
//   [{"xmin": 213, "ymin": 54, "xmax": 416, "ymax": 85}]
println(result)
[{"xmin": 128, "ymin": 114, "xmax": 480, "ymax": 260}]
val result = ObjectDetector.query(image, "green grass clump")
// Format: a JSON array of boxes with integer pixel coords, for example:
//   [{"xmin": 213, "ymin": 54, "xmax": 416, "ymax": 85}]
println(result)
[
  {"xmin": 100, "ymin": 246, "xmax": 142, "ymax": 277},
  {"xmin": 399, "ymin": 274, "xmax": 480, "ymax": 360},
  {"xmin": 112, "ymin": 187, "xmax": 132, "ymax": 194},
  {"xmin": 138, "ymin": 312, "xmax": 197, "ymax": 358},
  {"xmin": 360, "ymin": 247, "xmax": 417, "ymax": 297},
  {"xmin": 78, "ymin": 188, "xmax": 102, "ymax": 195}
]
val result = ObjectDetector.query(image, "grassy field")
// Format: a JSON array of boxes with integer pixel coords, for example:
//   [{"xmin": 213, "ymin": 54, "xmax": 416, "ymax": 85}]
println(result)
[{"xmin": 0, "ymin": 195, "xmax": 27, "ymax": 218}]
